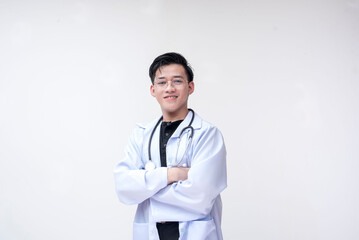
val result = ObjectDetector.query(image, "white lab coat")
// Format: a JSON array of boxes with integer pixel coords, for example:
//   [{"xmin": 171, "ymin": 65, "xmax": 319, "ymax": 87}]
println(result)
[{"xmin": 114, "ymin": 111, "xmax": 227, "ymax": 240}]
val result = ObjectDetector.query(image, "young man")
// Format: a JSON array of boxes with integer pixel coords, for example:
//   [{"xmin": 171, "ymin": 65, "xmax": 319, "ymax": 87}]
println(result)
[{"xmin": 114, "ymin": 52, "xmax": 227, "ymax": 240}]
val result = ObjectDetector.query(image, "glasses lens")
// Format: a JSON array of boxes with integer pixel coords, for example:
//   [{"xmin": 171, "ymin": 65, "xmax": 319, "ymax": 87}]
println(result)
[{"xmin": 155, "ymin": 80, "xmax": 186, "ymax": 88}]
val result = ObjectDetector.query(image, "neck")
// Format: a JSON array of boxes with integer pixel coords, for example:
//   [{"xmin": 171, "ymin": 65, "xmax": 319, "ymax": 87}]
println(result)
[{"xmin": 162, "ymin": 108, "xmax": 189, "ymax": 122}]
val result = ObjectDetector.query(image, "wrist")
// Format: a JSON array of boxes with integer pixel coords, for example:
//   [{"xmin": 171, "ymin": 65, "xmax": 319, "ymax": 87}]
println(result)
[{"xmin": 167, "ymin": 168, "xmax": 177, "ymax": 185}]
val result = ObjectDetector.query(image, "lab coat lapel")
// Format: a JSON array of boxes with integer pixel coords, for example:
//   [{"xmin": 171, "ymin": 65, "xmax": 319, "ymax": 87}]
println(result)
[
  {"xmin": 171, "ymin": 110, "xmax": 201, "ymax": 139},
  {"xmin": 148, "ymin": 117, "xmax": 162, "ymax": 168},
  {"xmin": 166, "ymin": 110, "xmax": 202, "ymax": 167}
]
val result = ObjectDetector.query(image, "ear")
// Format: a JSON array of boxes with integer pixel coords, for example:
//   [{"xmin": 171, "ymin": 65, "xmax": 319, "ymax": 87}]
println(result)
[
  {"xmin": 150, "ymin": 84, "xmax": 156, "ymax": 97},
  {"xmin": 188, "ymin": 81, "xmax": 195, "ymax": 95}
]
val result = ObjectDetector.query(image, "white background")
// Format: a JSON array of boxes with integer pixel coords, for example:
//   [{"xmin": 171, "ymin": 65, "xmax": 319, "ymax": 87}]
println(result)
[{"xmin": 1, "ymin": 0, "xmax": 358, "ymax": 239}]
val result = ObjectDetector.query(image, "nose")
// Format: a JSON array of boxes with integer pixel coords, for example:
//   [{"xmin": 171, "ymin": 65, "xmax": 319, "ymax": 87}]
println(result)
[{"xmin": 165, "ymin": 80, "xmax": 175, "ymax": 91}]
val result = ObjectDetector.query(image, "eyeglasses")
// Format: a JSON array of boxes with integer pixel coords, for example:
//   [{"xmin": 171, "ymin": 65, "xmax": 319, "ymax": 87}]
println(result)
[{"xmin": 153, "ymin": 79, "xmax": 188, "ymax": 88}]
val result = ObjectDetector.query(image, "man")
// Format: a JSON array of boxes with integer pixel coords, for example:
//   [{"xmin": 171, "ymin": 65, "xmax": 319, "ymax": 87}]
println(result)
[{"xmin": 114, "ymin": 52, "xmax": 227, "ymax": 240}]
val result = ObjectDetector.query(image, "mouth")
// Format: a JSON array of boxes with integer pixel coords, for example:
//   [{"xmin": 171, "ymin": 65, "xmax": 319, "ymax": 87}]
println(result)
[{"xmin": 164, "ymin": 96, "xmax": 178, "ymax": 100}]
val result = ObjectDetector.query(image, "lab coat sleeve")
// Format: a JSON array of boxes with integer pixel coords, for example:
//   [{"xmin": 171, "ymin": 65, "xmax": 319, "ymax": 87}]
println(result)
[
  {"xmin": 150, "ymin": 126, "xmax": 227, "ymax": 222},
  {"xmin": 114, "ymin": 127, "xmax": 168, "ymax": 205}
]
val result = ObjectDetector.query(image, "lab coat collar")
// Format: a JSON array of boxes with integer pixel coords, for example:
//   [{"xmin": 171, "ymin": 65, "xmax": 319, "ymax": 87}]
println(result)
[
  {"xmin": 170, "ymin": 110, "xmax": 202, "ymax": 139},
  {"xmin": 142, "ymin": 109, "xmax": 202, "ymax": 136}
]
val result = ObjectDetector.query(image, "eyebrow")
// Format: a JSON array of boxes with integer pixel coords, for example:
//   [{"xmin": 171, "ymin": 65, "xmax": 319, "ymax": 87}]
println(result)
[
  {"xmin": 157, "ymin": 75, "xmax": 184, "ymax": 80},
  {"xmin": 173, "ymin": 75, "xmax": 184, "ymax": 79}
]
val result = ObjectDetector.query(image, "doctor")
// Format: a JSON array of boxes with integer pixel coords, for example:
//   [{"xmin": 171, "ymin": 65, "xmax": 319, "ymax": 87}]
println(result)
[{"xmin": 114, "ymin": 52, "xmax": 227, "ymax": 240}]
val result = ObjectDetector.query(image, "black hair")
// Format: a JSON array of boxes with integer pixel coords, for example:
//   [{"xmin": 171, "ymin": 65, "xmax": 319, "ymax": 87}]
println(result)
[{"xmin": 149, "ymin": 52, "xmax": 194, "ymax": 84}]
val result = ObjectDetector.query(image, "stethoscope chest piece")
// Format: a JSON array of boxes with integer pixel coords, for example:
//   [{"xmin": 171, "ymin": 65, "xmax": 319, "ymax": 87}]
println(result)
[{"xmin": 145, "ymin": 161, "xmax": 155, "ymax": 171}]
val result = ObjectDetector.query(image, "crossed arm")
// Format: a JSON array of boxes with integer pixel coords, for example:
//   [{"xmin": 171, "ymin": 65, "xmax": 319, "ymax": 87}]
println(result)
[{"xmin": 114, "ymin": 126, "xmax": 227, "ymax": 221}]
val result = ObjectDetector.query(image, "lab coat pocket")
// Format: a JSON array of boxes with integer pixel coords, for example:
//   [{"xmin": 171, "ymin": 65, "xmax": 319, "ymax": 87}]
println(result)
[
  {"xmin": 133, "ymin": 222, "xmax": 149, "ymax": 240},
  {"xmin": 184, "ymin": 218, "xmax": 217, "ymax": 240}
]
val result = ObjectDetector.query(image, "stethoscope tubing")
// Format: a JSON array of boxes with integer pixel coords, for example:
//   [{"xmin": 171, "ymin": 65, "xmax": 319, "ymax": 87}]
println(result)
[
  {"xmin": 147, "ymin": 109, "xmax": 195, "ymax": 163},
  {"xmin": 148, "ymin": 116, "xmax": 163, "ymax": 162},
  {"xmin": 173, "ymin": 126, "xmax": 193, "ymax": 167}
]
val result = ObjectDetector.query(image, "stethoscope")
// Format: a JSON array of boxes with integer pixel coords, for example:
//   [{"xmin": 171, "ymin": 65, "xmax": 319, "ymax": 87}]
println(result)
[{"xmin": 145, "ymin": 109, "xmax": 195, "ymax": 171}]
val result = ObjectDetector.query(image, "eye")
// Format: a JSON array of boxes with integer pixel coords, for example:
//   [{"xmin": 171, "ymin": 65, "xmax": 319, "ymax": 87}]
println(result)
[
  {"xmin": 173, "ymin": 80, "xmax": 184, "ymax": 85},
  {"xmin": 157, "ymin": 81, "xmax": 167, "ymax": 85}
]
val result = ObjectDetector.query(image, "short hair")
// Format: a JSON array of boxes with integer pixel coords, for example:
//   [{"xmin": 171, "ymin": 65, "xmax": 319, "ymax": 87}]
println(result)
[{"xmin": 149, "ymin": 52, "xmax": 194, "ymax": 84}]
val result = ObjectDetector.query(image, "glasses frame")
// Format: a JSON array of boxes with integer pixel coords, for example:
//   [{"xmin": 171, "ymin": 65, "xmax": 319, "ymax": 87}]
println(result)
[{"xmin": 153, "ymin": 79, "xmax": 189, "ymax": 88}]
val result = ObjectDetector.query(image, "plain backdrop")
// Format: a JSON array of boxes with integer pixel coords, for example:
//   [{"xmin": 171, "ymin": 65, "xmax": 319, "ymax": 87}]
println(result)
[{"xmin": 1, "ymin": 0, "xmax": 358, "ymax": 239}]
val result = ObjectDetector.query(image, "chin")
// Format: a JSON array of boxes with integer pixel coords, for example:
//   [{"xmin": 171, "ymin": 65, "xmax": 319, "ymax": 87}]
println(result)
[
  {"xmin": 161, "ymin": 105, "xmax": 178, "ymax": 112},
  {"xmin": 162, "ymin": 108, "xmax": 178, "ymax": 114}
]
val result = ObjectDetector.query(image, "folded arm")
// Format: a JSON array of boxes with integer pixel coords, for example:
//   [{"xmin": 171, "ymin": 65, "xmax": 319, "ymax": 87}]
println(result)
[
  {"xmin": 114, "ymin": 127, "xmax": 168, "ymax": 205},
  {"xmin": 150, "ymin": 127, "xmax": 227, "ymax": 222}
]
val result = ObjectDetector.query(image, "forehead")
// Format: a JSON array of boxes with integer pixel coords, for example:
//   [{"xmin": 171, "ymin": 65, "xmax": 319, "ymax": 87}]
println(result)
[{"xmin": 155, "ymin": 64, "xmax": 187, "ymax": 79}]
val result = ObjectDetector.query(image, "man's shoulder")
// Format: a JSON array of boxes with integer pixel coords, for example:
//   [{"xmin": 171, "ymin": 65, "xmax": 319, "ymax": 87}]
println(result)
[
  {"xmin": 135, "ymin": 117, "xmax": 160, "ymax": 130},
  {"xmin": 129, "ymin": 118, "xmax": 158, "ymax": 143},
  {"xmin": 194, "ymin": 112, "xmax": 218, "ymax": 130}
]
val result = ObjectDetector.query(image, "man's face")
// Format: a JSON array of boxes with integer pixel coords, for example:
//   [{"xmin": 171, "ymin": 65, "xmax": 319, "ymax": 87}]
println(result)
[{"xmin": 150, "ymin": 64, "xmax": 194, "ymax": 119}]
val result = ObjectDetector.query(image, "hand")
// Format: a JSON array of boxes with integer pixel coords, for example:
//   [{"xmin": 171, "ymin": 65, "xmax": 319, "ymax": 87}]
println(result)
[{"xmin": 167, "ymin": 167, "xmax": 190, "ymax": 185}]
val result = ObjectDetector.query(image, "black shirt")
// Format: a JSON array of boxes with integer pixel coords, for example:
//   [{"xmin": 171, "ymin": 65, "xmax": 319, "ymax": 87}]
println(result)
[
  {"xmin": 159, "ymin": 120, "xmax": 183, "ymax": 167},
  {"xmin": 157, "ymin": 120, "xmax": 183, "ymax": 240}
]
